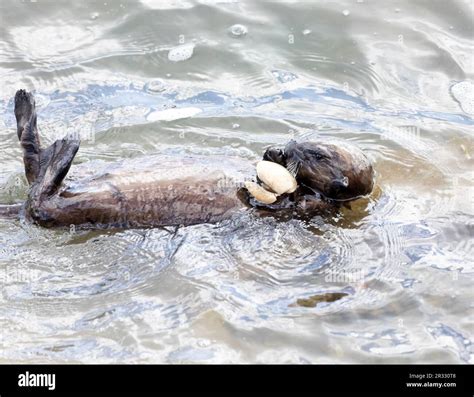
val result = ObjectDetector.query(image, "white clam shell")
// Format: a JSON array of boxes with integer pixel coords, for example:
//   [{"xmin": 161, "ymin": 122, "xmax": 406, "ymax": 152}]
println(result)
[
  {"xmin": 244, "ymin": 181, "xmax": 278, "ymax": 204},
  {"xmin": 256, "ymin": 161, "xmax": 297, "ymax": 194}
]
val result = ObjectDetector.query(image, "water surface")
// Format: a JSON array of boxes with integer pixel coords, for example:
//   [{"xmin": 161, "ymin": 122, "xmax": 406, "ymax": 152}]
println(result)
[{"xmin": 0, "ymin": 0, "xmax": 473, "ymax": 363}]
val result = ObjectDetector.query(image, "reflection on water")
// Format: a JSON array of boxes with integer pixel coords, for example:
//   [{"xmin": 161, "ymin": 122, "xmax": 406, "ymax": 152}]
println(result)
[{"xmin": 0, "ymin": 0, "xmax": 473, "ymax": 363}]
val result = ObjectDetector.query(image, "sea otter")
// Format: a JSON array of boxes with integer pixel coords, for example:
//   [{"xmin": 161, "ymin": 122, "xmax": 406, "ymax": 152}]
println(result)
[{"xmin": 0, "ymin": 90, "xmax": 374, "ymax": 229}]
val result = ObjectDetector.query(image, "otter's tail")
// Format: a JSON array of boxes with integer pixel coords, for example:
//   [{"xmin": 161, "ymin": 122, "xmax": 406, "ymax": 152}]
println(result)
[
  {"xmin": 14, "ymin": 90, "xmax": 80, "ymax": 202},
  {"xmin": 0, "ymin": 204, "xmax": 22, "ymax": 218}
]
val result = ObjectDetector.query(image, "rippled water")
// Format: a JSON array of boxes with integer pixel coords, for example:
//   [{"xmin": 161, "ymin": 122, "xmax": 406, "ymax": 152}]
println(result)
[{"xmin": 0, "ymin": 0, "xmax": 473, "ymax": 363}]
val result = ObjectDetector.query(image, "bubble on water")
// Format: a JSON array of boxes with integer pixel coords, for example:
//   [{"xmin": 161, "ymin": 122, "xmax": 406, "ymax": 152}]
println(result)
[
  {"xmin": 342, "ymin": 10, "xmax": 350, "ymax": 16},
  {"xmin": 271, "ymin": 69, "xmax": 298, "ymax": 83},
  {"xmin": 145, "ymin": 79, "xmax": 166, "ymax": 93},
  {"xmin": 450, "ymin": 81, "xmax": 474, "ymax": 114},
  {"xmin": 232, "ymin": 123, "xmax": 240, "ymax": 129},
  {"xmin": 449, "ymin": 26, "xmax": 454, "ymax": 30},
  {"xmin": 302, "ymin": 29, "xmax": 312, "ymax": 35},
  {"xmin": 90, "ymin": 12, "xmax": 99, "ymax": 20},
  {"xmin": 356, "ymin": 0, "xmax": 364, "ymax": 3},
  {"xmin": 395, "ymin": 8, "xmax": 400, "ymax": 13},
  {"xmin": 228, "ymin": 24, "xmax": 248, "ymax": 37},
  {"xmin": 168, "ymin": 43, "xmax": 195, "ymax": 62}
]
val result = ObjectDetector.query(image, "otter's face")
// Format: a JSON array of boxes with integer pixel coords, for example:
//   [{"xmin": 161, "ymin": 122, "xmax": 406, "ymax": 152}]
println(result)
[{"xmin": 263, "ymin": 140, "xmax": 374, "ymax": 201}]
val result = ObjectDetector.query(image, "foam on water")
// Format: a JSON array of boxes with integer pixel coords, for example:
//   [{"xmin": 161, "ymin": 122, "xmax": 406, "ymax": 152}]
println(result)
[
  {"xmin": 147, "ymin": 107, "xmax": 202, "ymax": 121},
  {"xmin": 168, "ymin": 44, "xmax": 195, "ymax": 62}
]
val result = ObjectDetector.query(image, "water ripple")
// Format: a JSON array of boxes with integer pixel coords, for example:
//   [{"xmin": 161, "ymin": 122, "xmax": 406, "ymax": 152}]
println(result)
[{"xmin": 0, "ymin": 0, "xmax": 472, "ymax": 364}]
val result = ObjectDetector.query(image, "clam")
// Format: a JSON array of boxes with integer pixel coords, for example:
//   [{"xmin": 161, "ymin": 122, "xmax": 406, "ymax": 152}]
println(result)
[
  {"xmin": 244, "ymin": 181, "xmax": 277, "ymax": 204},
  {"xmin": 244, "ymin": 161, "xmax": 298, "ymax": 204},
  {"xmin": 256, "ymin": 161, "xmax": 297, "ymax": 194}
]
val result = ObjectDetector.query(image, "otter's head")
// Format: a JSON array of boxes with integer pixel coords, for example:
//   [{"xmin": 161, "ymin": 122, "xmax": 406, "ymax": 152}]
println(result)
[{"xmin": 263, "ymin": 140, "xmax": 374, "ymax": 201}]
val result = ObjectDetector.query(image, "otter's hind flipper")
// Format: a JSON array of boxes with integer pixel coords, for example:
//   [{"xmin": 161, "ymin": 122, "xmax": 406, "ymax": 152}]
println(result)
[
  {"xmin": 24, "ymin": 137, "xmax": 80, "ymax": 227},
  {"xmin": 15, "ymin": 89, "xmax": 41, "ymax": 184},
  {"xmin": 15, "ymin": 90, "xmax": 80, "ymax": 200},
  {"xmin": 33, "ymin": 138, "xmax": 80, "ymax": 200}
]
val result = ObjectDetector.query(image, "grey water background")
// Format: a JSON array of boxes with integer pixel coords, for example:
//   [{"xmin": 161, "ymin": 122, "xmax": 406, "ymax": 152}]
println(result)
[{"xmin": 0, "ymin": 0, "xmax": 473, "ymax": 363}]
